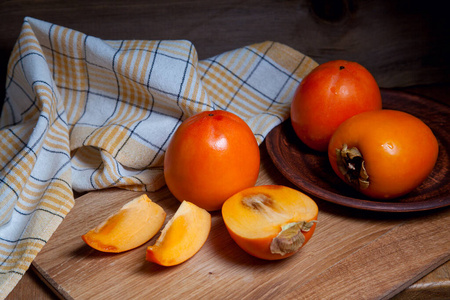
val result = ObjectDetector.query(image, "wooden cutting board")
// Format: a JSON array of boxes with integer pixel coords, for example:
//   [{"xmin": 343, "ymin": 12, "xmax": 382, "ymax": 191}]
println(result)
[{"xmin": 32, "ymin": 144, "xmax": 450, "ymax": 300}]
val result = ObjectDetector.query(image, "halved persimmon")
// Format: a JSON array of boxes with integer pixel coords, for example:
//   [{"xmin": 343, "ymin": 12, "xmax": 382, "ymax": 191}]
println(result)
[
  {"xmin": 82, "ymin": 194, "xmax": 166, "ymax": 253},
  {"xmin": 222, "ymin": 185, "xmax": 318, "ymax": 260},
  {"xmin": 146, "ymin": 201, "xmax": 211, "ymax": 266}
]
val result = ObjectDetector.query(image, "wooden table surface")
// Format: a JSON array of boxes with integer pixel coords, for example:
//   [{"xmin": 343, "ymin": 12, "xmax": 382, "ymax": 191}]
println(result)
[
  {"xmin": 5, "ymin": 84, "xmax": 450, "ymax": 299},
  {"xmin": 1, "ymin": 1, "xmax": 449, "ymax": 299}
]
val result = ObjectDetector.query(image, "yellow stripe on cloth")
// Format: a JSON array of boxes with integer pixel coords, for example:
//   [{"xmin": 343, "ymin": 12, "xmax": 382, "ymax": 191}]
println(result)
[{"xmin": 0, "ymin": 17, "xmax": 318, "ymax": 298}]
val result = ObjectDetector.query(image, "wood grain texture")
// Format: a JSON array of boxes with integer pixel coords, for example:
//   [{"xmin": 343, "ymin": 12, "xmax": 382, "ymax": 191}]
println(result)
[
  {"xmin": 0, "ymin": 0, "xmax": 449, "ymax": 105},
  {"xmin": 31, "ymin": 144, "xmax": 450, "ymax": 299},
  {"xmin": 285, "ymin": 208, "xmax": 450, "ymax": 299},
  {"xmin": 393, "ymin": 261, "xmax": 450, "ymax": 300},
  {"xmin": 5, "ymin": 267, "xmax": 58, "ymax": 300}
]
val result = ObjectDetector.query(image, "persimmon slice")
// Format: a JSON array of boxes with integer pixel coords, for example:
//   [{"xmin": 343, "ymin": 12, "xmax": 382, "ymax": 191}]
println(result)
[
  {"xmin": 146, "ymin": 201, "xmax": 211, "ymax": 266},
  {"xmin": 222, "ymin": 185, "xmax": 318, "ymax": 260},
  {"xmin": 82, "ymin": 194, "xmax": 166, "ymax": 253}
]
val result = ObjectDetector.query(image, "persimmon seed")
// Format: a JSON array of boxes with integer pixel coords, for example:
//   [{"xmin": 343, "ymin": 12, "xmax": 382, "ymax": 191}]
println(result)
[{"xmin": 241, "ymin": 193, "xmax": 274, "ymax": 211}]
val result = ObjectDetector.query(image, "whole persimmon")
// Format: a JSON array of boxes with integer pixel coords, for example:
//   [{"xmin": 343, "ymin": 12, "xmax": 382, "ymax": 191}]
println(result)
[
  {"xmin": 222, "ymin": 185, "xmax": 318, "ymax": 260},
  {"xmin": 328, "ymin": 109, "xmax": 439, "ymax": 199},
  {"xmin": 164, "ymin": 110, "xmax": 260, "ymax": 211},
  {"xmin": 291, "ymin": 60, "xmax": 382, "ymax": 152}
]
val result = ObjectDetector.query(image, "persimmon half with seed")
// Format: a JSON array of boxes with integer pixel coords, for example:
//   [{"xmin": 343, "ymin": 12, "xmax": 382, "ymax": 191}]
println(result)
[
  {"xmin": 146, "ymin": 201, "xmax": 211, "ymax": 266},
  {"xmin": 222, "ymin": 185, "xmax": 318, "ymax": 260},
  {"xmin": 82, "ymin": 194, "xmax": 166, "ymax": 253}
]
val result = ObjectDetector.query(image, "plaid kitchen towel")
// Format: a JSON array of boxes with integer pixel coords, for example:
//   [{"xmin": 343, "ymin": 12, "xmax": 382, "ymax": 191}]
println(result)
[{"xmin": 0, "ymin": 17, "xmax": 317, "ymax": 297}]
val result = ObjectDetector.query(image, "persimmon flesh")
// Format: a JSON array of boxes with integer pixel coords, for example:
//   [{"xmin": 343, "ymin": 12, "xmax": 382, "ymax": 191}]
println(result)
[
  {"xmin": 82, "ymin": 194, "xmax": 166, "ymax": 253},
  {"xmin": 164, "ymin": 110, "xmax": 260, "ymax": 211},
  {"xmin": 146, "ymin": 201, "xmax": 211, "ymax": 266},
  {"xmin": 222, "ymin": 185, "xmax": 318, "ymax": 260}
]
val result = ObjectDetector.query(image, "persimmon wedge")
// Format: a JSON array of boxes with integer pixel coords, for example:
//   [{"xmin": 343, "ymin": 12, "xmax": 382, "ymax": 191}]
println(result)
[
  {"xmin": 146, "ymin": 201, "xmax": 211, "ymax": 266},
  {"xmin": 222, "ymin": 185, "xmax": 318, "ymax": 260},
  {"xmin": 82, "ymin": 194, "xmax": 166, "ymax": 253}
]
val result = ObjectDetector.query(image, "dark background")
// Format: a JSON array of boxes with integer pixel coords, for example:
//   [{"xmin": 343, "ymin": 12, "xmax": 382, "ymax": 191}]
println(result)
[{"xmin": 1, "ymin": 0, "xmax": 449, "ymax": 110}]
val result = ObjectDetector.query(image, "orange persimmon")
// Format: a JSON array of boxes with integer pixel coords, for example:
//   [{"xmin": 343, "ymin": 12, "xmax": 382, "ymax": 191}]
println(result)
[
  {"xmin": 164, "ymin": 110, "xmax": 260, "ymax": 211},
  {"xmin": 222, "ymin": 185, "xmax": 318, "ymax": 260},
  {"xmin": 328, "ymin": 109, "xmax": 439, "ymax": 199},
  {"xmin": 291, "ymin": 60, "xmax": 382, "ymax": 152},
  {"xmin": 82, "ymin": 194, "xmax": 166, "ymax": 253},
  {"xmin": 146, "ymin": 201, "xmax": 211, "ymax": 266}
]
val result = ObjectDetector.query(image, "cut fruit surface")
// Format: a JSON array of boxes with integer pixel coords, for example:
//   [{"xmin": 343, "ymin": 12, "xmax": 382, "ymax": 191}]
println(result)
[
  {"xmin": 146, "ymin": 201, "xmax": 211, "ymax": 266},
  {"xmin": 222, "ymin": 185, "xmax": 318, "ymax": 260},
  {"xmin": 82, "ymin": 194, "xmax": 166, "ymax": 253}
]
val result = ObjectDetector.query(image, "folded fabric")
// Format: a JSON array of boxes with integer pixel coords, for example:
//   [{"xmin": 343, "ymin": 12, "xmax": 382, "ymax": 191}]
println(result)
[{"xmin": 0, "ymin": 16, "xmax": 317, "ymax": 297}]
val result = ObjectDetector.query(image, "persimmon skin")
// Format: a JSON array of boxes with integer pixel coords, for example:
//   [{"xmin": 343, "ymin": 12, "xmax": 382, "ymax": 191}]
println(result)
[
  {"xmin": 328, "ymin": 109, "xmax": 439, "ymax": 199},
  {"xmin": 164, "ymin": 110, "xmax": 260, "ymax": 211},
  {"xmin": 291, "ymin": 60, "xmax": 382, "ymax": 152},
  {"xmin": 222, "ymin": 185, "xmax": 318, "ymax": 260},
  {"xmin": 226, "ymin": 218, "xmax": 317, "ymax": 261}
]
